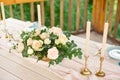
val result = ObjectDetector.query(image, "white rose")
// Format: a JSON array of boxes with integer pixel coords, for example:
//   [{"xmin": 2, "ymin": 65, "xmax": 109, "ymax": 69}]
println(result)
[
  {"xmin": 27, "ymin": 47, "xmax": 33, "ymax": 54},
  {"xmin": 27, "ymin": 38, "xmax": 33, "ymax": 46},
  {"xmin": 49, "ymin": 27, "xmax": 63, "ymax": 35},
  {"xmin": 32, "ymin": 40, "xmax": 43, "ymax": 51},
  {"xmin": 58, "ymin": 34, "xmax": 68, "ymax": 45},
  {"xmin": 17, "ymin": 42, "xmax": 24, "ymax": 53},
  {"xmin": 44, "ymin": 38, "xmax": 51, "ymax": 44},
  {"xmin": 55, "ymin": 39, "xmax": 60, "ymax": 45},
  {"xmin": 47, "ymin": 47, "xmax": 59, "ymax": 60},
  {"xmin": 40, "ymin": 33, "xmax": 49, "ymax": 40}
]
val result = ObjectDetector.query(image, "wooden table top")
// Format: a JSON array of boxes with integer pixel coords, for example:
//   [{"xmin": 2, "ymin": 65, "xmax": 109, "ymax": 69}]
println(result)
[{"xmin": 0, "ymin": 18, "xmax": 120, "ymax": 80}]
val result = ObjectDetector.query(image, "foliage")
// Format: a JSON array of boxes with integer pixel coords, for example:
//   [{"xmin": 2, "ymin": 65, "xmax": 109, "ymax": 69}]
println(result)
[{"xmin": 16, "ymin": 27, "xmax": 82, "ymax": 65}]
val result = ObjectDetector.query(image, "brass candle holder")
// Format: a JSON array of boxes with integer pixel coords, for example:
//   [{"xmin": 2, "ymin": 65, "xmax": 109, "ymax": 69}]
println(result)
[
  {"xmin": 81, "ymin": 55, "xmax": 92, "ymax": 75},
  {"xmin": 95, "ymin": 57, "xmax": 105, "ymax": 77}
]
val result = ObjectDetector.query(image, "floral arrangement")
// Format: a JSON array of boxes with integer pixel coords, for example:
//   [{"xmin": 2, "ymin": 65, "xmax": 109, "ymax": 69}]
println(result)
[{"xmin": 17, "ymin": 27, "xmax": 82, "ymax": 65}]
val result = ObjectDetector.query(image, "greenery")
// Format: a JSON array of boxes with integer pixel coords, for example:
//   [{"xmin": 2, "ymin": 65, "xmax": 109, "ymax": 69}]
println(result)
[{"xmin": 16, "ymin": 27, "xmax": 82, "ymax": 66}]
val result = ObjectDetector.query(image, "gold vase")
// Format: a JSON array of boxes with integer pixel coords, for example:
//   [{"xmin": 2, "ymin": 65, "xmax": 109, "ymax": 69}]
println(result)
[{"xmin": 42, "ymin": 56, "xmax": 50, "ymax": 62}]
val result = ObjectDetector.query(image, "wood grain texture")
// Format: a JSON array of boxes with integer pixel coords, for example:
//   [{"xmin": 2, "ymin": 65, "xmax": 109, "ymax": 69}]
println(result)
[
  {"xmin": 0, "ymin": 50, "xmax": 64, "ymax": 80},
  {"xmin": 76, "ymin": 0, "xmax": 80, "ymax": 32},
  {"xmin": 0, "ymin": 55, "xmax": 49, "ymax": 80},
  {"xmin": 0, "ymin": 67, "xmax": 21, "ymax": 80},
  {"xmin": 30, "ymin": 2, "xmax": 34, "ymax": 22},
  {"xmin": 0, "ymin": 0, "xmax": 44, "ymax": 5},
  {"xmin": 41, "ymin": 1, "xmax": 45, "ymax": 25},
  {"xmin": 92, "ymin": 0, "xmax": 107, "ymax": 33},
  {"xmin": 113, "ymin": 0, "xmax": 120, "ymax": 38},
  {"xmin": 20, "ymin": 4, "xmax": 24, "ymax": 21},
  {"xmin": 83, "ymin": 0, "xmax": 88, "ymax": 30},
  {"xmin": 108, "ymin": 0, "xmax": 114, "ymax": 34},
  {"xmin": 68, "ymin": 0, "xmax": 72, "ymax": 32},
  {"xmin": 50, "ymin": 0, "xmax": 54, "ymax": 27},
  {"xmin": 60, "ymin": 0, "xmax": 64, "ymax": 30},
  {"xmin": 9, "ymin": 5, "xmax": 13, "ymax": 18}
]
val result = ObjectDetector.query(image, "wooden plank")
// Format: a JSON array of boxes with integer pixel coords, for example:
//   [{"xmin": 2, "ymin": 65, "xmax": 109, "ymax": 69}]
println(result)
[
  {"xmin": 108, "ymin": 0, "xmax": 114, "ymax": 34},
  {"xmin": 0, "ymin": 68, "xmax": 20, "ymax": 80},
  {"xmin": 60, "ymin": 0, "xmax": 64, "ymax": 30},
  {"xmin": 30, "ymin": 2, "xmax": 34, "ymax": 22},
  {"xmin": 92, "ymin": 0, "xmax": 100, "ymax": 32},
  {"xmin": 0, "ymin": 55, "xmax": 49, "ymax": 80},
  {"xmin": 50, "ymin": 0, "xmax": 54, "ymax": 27},
  {"xmin": 41, "ymin": 1, "xmax": 45, "ymax": 25},
  {"xmin": 0, "ymin": 13, "xmax": 2, "ymax": 20},
  {"xmin": 0, "ymin": 0, "xmax": 15, "ymax": 5},
  {"xmin": 0, "ymin": 50, "xmax": 64, "ymax": 80},
  {"xmin": 9, "ymin": 5, "xmax": 13, "ymax": 18},
  {"xmin": 20, "ymin": 4, "xmax": 24, "ymax": 21},
  {"xmin": 92, "ymin": 0, "xmax": 96, "ymax": 30},
  {"xmin": 113, "ymin": 0, "xmax": 120, "ymax": 38},
  {"xmin": 83, "ymin": 0, "xmax": 88, "ymax": 30},
  {"xmin": 68, "ymin": 0, "xmax": 72, "ymax": 32},
  {"xmin": 76, "ymin": 0, "xmax": 80, "ymax": 32},
  {"xmin": 92, "ymin": 0, "xmax": 107, "ymax": 33},
  {"xmin": 99, "ymin": 0, "xmax": 107, "ymax": 33},
  {"xmin": 15, "ymin": 0, "xmax": 44, "ymax": 4}
]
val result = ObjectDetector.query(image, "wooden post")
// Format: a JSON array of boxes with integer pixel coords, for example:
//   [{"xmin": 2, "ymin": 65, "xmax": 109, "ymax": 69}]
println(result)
[
  {"xmin": 92, "ymin": 0, "xmax": 107, "ymax": 33},
  {"xmin": 113, "ymin": 0, "xmax": 120, "ymax": 38},
  {"xmin": 0, "ymin": 13, "xmax": 1, "ymax": 20}
]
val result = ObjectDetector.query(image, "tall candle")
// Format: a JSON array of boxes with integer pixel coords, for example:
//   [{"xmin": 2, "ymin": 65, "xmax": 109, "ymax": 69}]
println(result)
[
  {"xmin": 0, "ymin": 2, "xmax": 6, "ymax": 28},
  {"xmin": 85, "ymin": 21, "xmax": 91, "ymax": 57},
  {"xmin": 101, "ymin": 23, "xmax": 109, "ymax": 57},
  {"xmin": 37, "ymin": 5, "xmax": 41, "ymax": 29}
]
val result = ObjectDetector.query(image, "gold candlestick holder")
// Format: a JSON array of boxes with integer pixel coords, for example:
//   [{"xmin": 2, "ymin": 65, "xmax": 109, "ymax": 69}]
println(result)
[
  {"xmin": 80, "ymin": 55, "xmax": 92, "ymax": 75},
  {"xmin": 95, "ymin": 57, "xmax": 105, "ymax": 77}
]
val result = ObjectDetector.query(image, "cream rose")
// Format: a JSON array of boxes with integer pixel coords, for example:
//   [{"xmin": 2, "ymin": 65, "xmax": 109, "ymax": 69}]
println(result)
[
  {"xmin": 27, "ymin": 38, "xmax": 33, "ymax": 46},
  {"xmin": 34, "ymin": 29, "xmax": 41, "ymax": 36},
  {"xmin": 47, "ymin": 47, "xmax": 59, "ymax": 60},
  {"xmin": 32, "ymin": 40, "xmax": 43, "ymax": 51},
  {"xmin": 40, "ymin": 33, "xmax": 49, "ymax": 40},
  {"xmin": 27, "ymin": 47, "xmax": 33, "ymax": 54},
  {"xmin": 49, "ymin": 27, "xmax": 63, "ymax": 35},
  {"xmin": 44, "ymin": 38, "xmax": 51, "ymax": 44},
  {"xmin": 55, "ymin": 39, "xmax": 59, "ymax": 45},
  {"xmin": 58, "ymin": 34, "xmax": 68, "ymax": 45},
  {"xmin": 17, "ymin": 42, "xmax": 24, "ymax": 53}
]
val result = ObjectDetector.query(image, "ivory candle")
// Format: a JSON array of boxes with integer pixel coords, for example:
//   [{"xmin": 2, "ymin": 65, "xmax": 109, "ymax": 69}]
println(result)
[
  {"xmin": 37, "ymin": 5, "xmax": 41, "ymax": 29},
  {"xmin": 101, "ymin": 23, "xmax": 109, "ymax": 57},
  {"xmin": 85, "ymin": 21, "xmax": 91, "ymax": 57},
  {"xmin": 0, "ymin": 2, "xmax": 6, "ymax": 28}
]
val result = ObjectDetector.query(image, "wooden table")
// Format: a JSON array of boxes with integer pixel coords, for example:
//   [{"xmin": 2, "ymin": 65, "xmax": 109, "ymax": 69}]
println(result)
[{"xmin": 0, "ymin": 18, "xmax": 120, "ymax": 80}]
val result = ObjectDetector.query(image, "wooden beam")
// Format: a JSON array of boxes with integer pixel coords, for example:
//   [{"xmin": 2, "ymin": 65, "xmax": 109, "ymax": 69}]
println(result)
[
  {"xmin": 83, "ymin": 0, "xmax": 89, "ymax": 30},
  {"xmin": 30, "ymin": 2, "xmax": 34, "ymax": 22},
  {"xmin": 41, "ymin": 1, "xmax": 45, "ymax": 25},
  {"xmin": 0, "ymin": 0, "xmax": 44, "ymax": 5},
  {"xmin": 9, "ymin": 5, "xmax": 13, "ymax": 18},
  {"xmin": 76, "ymin": 0, "xmax": 80, "ymax": 32},
  {"xmin": 68, "ymin": 0, "xmax": 72, "ymax": 32},
  {"xmin": 108, "ymin": 0, "xmax": 114, "ymax": 34},
  {"xmin": 60, "ymin": 0, "xmax": 64, "ymax": 30},
  {"xmin": 20, "ymin": 4, "xmax": 24, "ymax": 21},
  {"xmin": 113, "ymin": 0, "xmax": 120, "ymax": 38},
  {"xmin": 92, "ymin": 0, "xmax": 107, "ymax": 33},
  {"xmin": 50, "ymin": 0, "xmax": 54, "ymax": 27}
]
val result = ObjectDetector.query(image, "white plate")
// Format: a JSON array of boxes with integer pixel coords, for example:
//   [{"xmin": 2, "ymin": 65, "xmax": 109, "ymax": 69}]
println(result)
[{"xmin": 106, "ymin": 46, "xmax": 120, "ymax": 61}]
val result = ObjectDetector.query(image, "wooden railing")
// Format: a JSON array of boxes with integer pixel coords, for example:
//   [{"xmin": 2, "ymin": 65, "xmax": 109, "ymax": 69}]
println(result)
[
  {"xmin": 92, "ymin": 0, "xmax": 120, "ymax": 44},
  {"xmin": 0, "ymin": 0, "xmax": 45, "ymax": 24}
]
